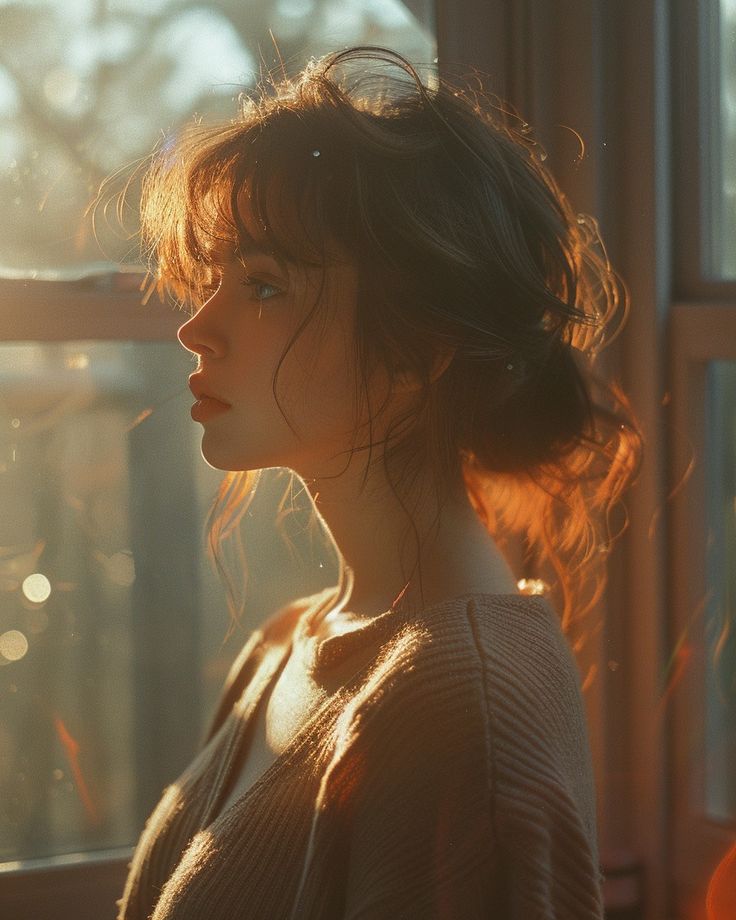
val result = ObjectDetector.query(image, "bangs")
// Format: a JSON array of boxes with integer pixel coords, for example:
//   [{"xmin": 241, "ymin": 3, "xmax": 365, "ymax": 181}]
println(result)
[{"xmin": 139, "ymin": 111, "xmax": 343, "ymax": 309}]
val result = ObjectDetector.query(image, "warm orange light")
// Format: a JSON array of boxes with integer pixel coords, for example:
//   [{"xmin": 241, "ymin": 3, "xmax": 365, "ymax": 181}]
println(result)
[
  {"xmin": 125, "ymin": 407, "xmax": 153, "ymax": 431},
  {"xmin": 657, "ymin": 641, "xmax": 692, "ymax": 718},
  {"xmin": 53, "ymin": 715, "xmax": 99, "ymax": 826},
  {"xmin": 517, "ymin": 577, "xmax": 548, "ymax": 595},
  {"xmin": 581, "ymin": 663, "xmax": 598, "ymax": 693},
  {"xmin": 706, "ymin": 840, "xmax": 736, "ymax": 920}
]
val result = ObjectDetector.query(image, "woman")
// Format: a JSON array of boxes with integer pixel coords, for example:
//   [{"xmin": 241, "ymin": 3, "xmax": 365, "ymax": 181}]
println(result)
[{"xmin": 116, "ymin": 45, "xmax": 642, "ymax": 919}]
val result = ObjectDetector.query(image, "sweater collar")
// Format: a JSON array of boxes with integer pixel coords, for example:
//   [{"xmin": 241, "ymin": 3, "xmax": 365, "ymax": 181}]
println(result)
[
  {"xmin": 293, "ymin": 590, "xmax": 540, "ymax": 674},
  {"xmin": 294, "ymin": 594, "xmax": 411, "ymax": 673}
]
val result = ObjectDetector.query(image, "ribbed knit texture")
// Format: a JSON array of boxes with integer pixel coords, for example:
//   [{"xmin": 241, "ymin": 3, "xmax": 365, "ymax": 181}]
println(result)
[{"xmin": 116, "ymin": 593, "xmax": 605, "ymax": 919}]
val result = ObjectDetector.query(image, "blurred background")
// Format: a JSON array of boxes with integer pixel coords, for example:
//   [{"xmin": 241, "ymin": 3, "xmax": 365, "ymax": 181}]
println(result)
[{"xmin": 0, "ymin": 1, "xmax": 733, "ymax": 919}]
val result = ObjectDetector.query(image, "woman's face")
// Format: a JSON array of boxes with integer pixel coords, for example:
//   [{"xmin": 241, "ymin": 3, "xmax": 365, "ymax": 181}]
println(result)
[{"xmin": 177, "ymin": 211, "xmax": 381, "ymax": 478}]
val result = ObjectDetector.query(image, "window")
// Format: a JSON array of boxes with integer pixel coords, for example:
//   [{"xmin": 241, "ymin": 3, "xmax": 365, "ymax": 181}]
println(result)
[
  {"xmin": 0, "ymin": 2, "xmax": 436, "ymax": 916},
  {"xmin": 0, "ymin": 0, "xmax": 435, "ymax": 276}
]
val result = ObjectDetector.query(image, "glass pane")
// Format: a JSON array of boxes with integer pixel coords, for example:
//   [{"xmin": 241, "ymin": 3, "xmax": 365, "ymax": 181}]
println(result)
[
  {"xmin": 0, "ymin": 0, "xmax": 435, "ymax": 279},
  {"xmin": 705, "ymin": 360, "xmax": 736, "ymax": 821},
  {"xmin": 710, "ymin": 0, "xmax": 736, "ymax": 278},
  {"xmin": 0, "ymin": 341, "xmax": 335, "ymax": 864}
]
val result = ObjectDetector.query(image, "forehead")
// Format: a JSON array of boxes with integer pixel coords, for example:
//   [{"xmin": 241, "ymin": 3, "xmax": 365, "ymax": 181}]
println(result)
[
  {"xmin": 204, "ymin": 220, "xmax": 287, "ymax": 275},
  {"xmin": 231, "ymin": 177, "xmax": 352, "ymax": 269},
  {"xmin": 205, "ymin": 190, "xmax": 356, "ymax": 291}
]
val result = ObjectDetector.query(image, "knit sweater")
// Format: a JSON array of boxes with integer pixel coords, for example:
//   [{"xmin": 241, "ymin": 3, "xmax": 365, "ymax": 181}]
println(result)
[{"xmin": 116, "ymin": 591, "xmax": 605, "ymax": 919}]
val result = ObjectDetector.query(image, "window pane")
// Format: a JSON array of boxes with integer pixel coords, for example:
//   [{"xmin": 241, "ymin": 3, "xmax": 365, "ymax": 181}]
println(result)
[
  {"xmin": 705, "ymin": 360, "xmax": 736, "ymax": 821},
  {"xmin": 0, "ymin": 0, "xmax": 435, "ymax": 279},
  {"xmin": 0, "ymin": 341, "xmax": 335, "ymax": 864},
  {"xmin": 709, "ymin": 0, "xmax": 736, "ymax": 278}
]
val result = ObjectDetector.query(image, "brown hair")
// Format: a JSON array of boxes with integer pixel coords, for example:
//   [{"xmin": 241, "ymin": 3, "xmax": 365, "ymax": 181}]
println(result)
[{"xmin": 138, "ymin": 45, "xmax": 643, "ymax": 637}]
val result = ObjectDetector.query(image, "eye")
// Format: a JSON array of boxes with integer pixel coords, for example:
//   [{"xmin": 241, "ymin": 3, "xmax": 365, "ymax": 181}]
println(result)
[{"xmin": 241, "ymin": 277, "xmax": 282, "ymax": 302}]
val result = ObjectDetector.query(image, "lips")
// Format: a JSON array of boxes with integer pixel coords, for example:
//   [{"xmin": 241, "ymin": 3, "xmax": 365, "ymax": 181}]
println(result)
[{"xmin": 188, "ymin": 373, "xmax": 231, "ymax": 407}]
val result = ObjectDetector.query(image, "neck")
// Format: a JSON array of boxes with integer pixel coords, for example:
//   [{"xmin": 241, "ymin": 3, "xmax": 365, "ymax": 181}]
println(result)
[{"xmin": 304, "ymin": 458, "xmax": 519, "ymax": 620}]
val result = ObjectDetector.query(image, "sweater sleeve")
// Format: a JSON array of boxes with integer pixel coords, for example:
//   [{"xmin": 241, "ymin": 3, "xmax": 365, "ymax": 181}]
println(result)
[{"xmin": 335, "ymin": 603, "xmax": 604, "ymax": 919}]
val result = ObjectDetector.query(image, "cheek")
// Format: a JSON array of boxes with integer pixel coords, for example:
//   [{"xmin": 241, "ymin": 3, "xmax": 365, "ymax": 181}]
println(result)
[
  {"xmin": 288, "ymin": 360, "xmax": 357, "ymax": 436},
  {"xmin": 283, "ymin": 318, "xmax": 359, "ymax": 427}
]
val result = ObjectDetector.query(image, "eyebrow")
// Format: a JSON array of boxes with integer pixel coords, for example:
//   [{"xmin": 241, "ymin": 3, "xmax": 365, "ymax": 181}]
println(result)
[
  {"xmin": 237, "ymin": 245, "xmax": 290, "ymax": 275},
  {"xmin": 205, "ymin": 241, "xmax": 289, "ymax": 276}
]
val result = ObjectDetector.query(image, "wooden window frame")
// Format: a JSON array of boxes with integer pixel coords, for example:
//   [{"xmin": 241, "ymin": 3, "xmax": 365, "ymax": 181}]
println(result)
[
  {"xmin": 0, "ymin": 275, "xmax": 180, "ymax": 343},
  {"xmin": 0, "ymin": 848, "xmax": 132, "ymax": 920}
]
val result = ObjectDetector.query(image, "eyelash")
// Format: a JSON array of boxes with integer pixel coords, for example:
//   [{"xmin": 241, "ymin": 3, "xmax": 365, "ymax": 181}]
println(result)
[
  {"xmin": 196, "ymin": 276, "xmax": 281, "ymax": 307},
  {"xmin": 240, "ymin": 277, "xmax": 281, "ymax": 302}
]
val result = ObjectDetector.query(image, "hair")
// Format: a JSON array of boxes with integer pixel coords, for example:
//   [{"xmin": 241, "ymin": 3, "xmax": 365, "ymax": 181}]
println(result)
[{"xmin": 137, "ymin": 45, "xmax": 644, "ymax": 639}]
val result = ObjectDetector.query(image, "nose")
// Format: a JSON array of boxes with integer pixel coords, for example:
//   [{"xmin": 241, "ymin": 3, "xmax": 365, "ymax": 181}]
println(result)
[{"xmin": 177, "ymin": 302, "xmax": 226, "ymax": 359}]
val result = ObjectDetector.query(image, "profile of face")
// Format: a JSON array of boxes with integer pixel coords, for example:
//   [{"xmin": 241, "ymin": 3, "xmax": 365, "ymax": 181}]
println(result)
[{"xmin": 177, "ymin": 200, "xmax": 395, "ymax": 481}]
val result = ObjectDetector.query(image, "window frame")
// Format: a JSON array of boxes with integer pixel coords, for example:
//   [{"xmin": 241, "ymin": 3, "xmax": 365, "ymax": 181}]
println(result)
[
  {"xmin": 0, "ymin": 848, "xmax": 132, "ymax": 920},
  {"xmin": 0, "ymin": 275, "xmax": 179, "ymax": 343}
]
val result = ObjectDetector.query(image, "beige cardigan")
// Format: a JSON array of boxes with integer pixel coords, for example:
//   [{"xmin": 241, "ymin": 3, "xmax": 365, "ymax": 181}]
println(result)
[{"xmin": 117, "ymin": 592, "xmax": 604, "ymax": 919}]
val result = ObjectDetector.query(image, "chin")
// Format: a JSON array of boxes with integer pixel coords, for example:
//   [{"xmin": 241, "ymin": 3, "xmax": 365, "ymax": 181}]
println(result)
[
  {"xmin": 198, "ymin": 436, "xmax": 243, "ymax": 472},
  {"xmin": 197, "ymin": 436, "xmax": 277, "ymax": 475}
]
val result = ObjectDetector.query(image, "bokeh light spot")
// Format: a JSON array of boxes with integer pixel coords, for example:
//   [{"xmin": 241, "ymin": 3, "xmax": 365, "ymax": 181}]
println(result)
[
  {"xmin": 43, "ymin": 67, "xmax": 82, "ymax": 111},
  {"xmin": 0, "ymin": 630, "xmax": 29, "ymax": 662},
  {"xmin": 22, "ymin": 573, "xmax": 52, "ymax": 604},
  {"xmin": 517, "ymin": 578, "xmax": 549, "ymax": 596},
  {"xmin": 105, "ymin": 551, "xmax": 136, "ymax": 587}
]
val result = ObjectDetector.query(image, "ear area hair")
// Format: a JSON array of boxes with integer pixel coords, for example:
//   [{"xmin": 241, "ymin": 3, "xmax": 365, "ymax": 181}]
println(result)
[{"xmin": 392, "ymin": 346, "xmax": 457, "ymax": 393}]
